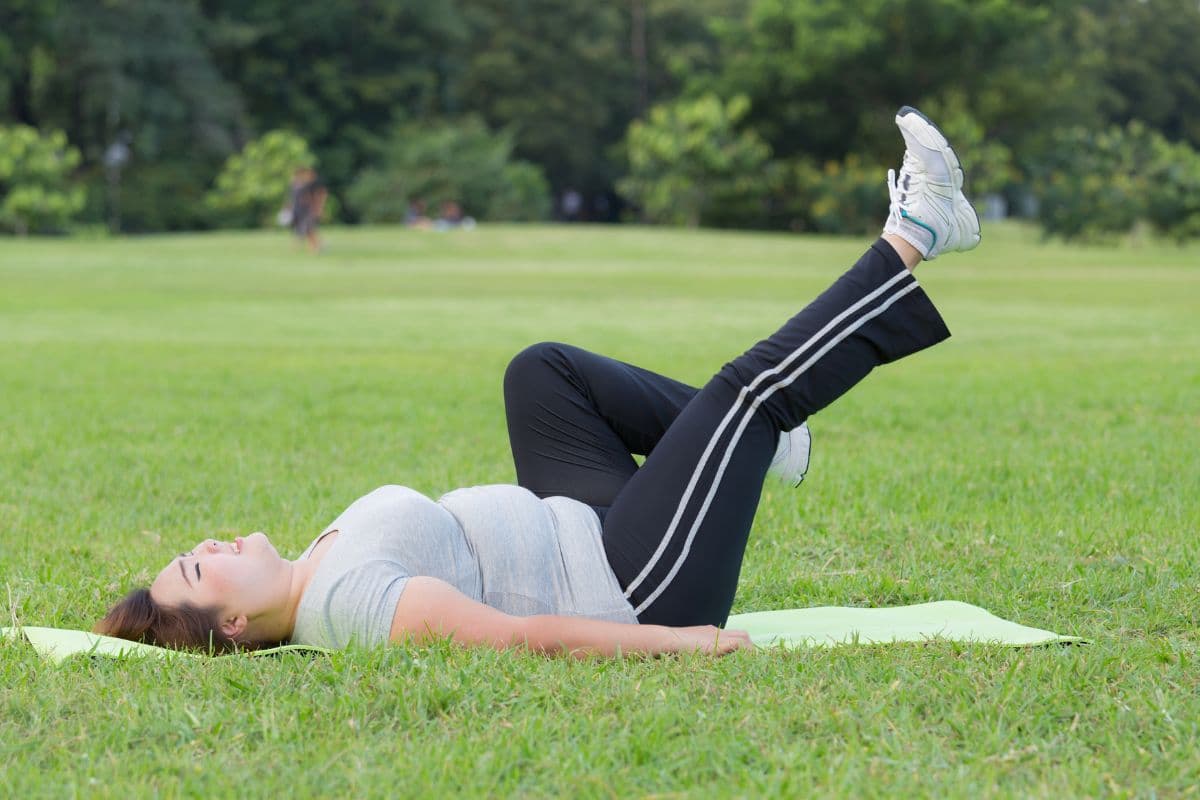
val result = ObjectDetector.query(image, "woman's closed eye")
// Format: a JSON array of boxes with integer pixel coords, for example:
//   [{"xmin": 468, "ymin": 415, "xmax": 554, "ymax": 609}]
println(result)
[{"xmin": 178, "ymin": 554, "xmax": 201, "ymax": 582}]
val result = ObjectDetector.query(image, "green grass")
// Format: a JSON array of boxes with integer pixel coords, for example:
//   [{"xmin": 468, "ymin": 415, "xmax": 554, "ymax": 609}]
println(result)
[{"xmin": 1, "ymin": 223, "xmax": 1198, "ymax": 797}]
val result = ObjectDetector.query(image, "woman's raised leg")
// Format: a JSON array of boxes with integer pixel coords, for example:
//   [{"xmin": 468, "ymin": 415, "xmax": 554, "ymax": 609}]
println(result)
[{"xmin": 603, "ymin": 107, "xmax": 982, "ymax": 627}]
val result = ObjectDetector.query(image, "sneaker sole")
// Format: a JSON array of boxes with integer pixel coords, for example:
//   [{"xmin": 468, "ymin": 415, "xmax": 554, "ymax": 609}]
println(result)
[{"xmin": 896, "ymin": 105, "xmax": 982, "ymax": 247}]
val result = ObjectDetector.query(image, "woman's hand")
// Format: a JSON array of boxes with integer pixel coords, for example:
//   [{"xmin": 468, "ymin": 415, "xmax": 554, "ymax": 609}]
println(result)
[{"xmin": 664, "ymin": 625, "xmax": 754, "ymax": 655}]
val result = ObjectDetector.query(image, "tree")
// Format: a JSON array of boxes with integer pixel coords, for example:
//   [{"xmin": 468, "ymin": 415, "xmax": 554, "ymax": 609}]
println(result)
[
  {"xmin": 633, "ymin": 0, "xmax": 748, "ymax": 115},
  {"xmin": 347, "ymin": 116, "xmax": 551, "ymax": 223},
  {"xmin": 206, "ymin": 130, "xmax": 316, "ymax": 228},
  {"xmin": 453, "ymin": 0, "xmax": 632, "ymax": 195},
  {"xmin": 703, "ymin": 0, "xmax": 1078, "ymax": 164},
  {"xmin": 918, "ymin": 92, "xmax": 1013, "ymax": 198},
  {"xmin": 618, "ymin": 94, "xmax": 771, "ymax": 226},
  {"xmin": 1035, "ymin": 122, "xmax": 1200, "ymax": 242},
  {"xmin": 10, "ymin": 0, "xmax": 246, "ymax": 231},
  {"xmin": 0, "ymin": 0, "xmax": 60, "ymax": 126},
  {"xmin": 1072, "ymin": 0, "xmax": 1200, "ymax": 149},
  {"xmin": 199, "ymin": 0, "xmax": 469, "ymax": 203},
  {"xmin": 0, "ymin": 125, "xmax": 84, "ymax": 234}
]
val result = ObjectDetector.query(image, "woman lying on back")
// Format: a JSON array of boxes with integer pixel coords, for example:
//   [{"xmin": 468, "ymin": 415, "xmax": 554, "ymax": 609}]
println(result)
[{"xmin": 96, "ymin": 107, "xmax": 980, "ymax": 657}]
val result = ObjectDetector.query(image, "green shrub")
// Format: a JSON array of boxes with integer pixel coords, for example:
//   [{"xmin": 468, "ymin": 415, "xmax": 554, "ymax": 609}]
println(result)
[
  {"xmin": 618, "ymin": 94, "xmax": 772, "ymax": 227},
  {"xmin": 1035, "ymin": 121, "xmax": 1200, "ymax": 242},
  {"xmin": 206, "ymin": 131, "xmax": 317, "ymax": 228},
  {"xmin": 0, "ymin": 125, "xmax": 85, "ymax": 235},
  {"xmin": 918, "ymin": 93, "xmax": 1014, "ymax": 198},
  {"xmin": 347, "ymin": 116, "xmax": 551, "ymax": 223},
  {"xmin": 1146, "ymin": 136, "xmax": 1200, "ymax": 242},
  {"xmin": 119, "ymin": 160, "xmax": 223, "ymax": 233},
  {"xmin": 780, "ymin": 154, "xmax": 887, "ymax": 235},
  {"xmin": 773, "ymin": 95, "xmax": 1011, "ymax": 236}
]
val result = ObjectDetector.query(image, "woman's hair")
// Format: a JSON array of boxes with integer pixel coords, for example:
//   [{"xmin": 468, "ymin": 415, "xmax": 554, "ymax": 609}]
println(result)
[{"xmin": 95, "ymin": 587, "xmax": 264, "ymax": 654}]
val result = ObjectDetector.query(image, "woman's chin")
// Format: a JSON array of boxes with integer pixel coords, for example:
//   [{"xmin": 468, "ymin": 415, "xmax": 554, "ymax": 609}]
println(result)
[{"xmin": 246, "ymin": 531, "xmax": 279, "ymax": 557}]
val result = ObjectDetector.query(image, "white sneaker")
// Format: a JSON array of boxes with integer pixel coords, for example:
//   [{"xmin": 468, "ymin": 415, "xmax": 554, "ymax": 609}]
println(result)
[
  {"xmin": 882, "ymin": 106, "xmax": 981, "ymax": 260},
  {"xmin": 769, "ymin": 423, "xmax": 811, "ymax": 487}
]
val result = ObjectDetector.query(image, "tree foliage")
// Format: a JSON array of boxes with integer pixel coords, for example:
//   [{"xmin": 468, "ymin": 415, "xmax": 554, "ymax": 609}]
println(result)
[
  {"xmin": 704, "ymin": 0, "xmax": 1059, "ymax": 163},
  {"xmin": 1072, "ymin": 0, "xmax": 1200, "ymax": 149},
  {"xmin": 347, "ymin": 116, "xmax": 551, "ymax": 223},
  {"xmin": 1036, "ymin": 122, "xmax": 1200, "ymax": 242},
  {"xmin": 1, "ymin": 0, "xmax": 1198, "ymax": 239},
  {"xmin": 199, "ymin": 0, "xmax": 469, "ymax": 197},
  {"xmin": 781, "ymin": 155, "xmax": 886, "ymax": 235},
  {"xmin": 0, "ymin": 124, "xmax": 84, "ymax": 234},
  {"xmin": 619, "ymin": 94, "xmax": 771, "ymax": 227},
  {"xmin": 206, "ymin": 130, "xmax": 316, "ymax": 228}
]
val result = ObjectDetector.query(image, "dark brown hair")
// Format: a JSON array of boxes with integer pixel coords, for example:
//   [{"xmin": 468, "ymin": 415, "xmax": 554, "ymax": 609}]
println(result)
[{"xmin": 95, "ymin": 587, "xmax": 264, "ymax": 654}]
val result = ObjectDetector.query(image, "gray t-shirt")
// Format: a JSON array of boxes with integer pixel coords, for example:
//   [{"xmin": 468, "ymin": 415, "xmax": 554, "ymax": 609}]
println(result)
[{"xmin": 290, "ymin": 485, "xmax": 637, "ymax": 648}]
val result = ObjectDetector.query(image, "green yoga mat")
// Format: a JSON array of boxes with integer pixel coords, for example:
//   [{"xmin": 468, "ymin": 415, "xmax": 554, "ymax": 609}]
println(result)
[
  {"xmin": 1, "ymin": 601, "xmax": 1080, "ymax": 664},
  {"xmin": 727, "ymin": 601, "xmax": 1082, "ymax": 648},
  {"xmin": 0, "ymin": 626, "xmax": 330, "ymax": 664}
]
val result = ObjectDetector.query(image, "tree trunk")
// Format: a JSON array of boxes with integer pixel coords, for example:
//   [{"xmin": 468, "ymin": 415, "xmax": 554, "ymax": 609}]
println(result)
[
  {"xmin": 631, "ymin": 0, "xmax": 649, "ymax": 117},
  {"xmin": 9, "ymin": 64, "xmax": 37, "ymax": 126}
]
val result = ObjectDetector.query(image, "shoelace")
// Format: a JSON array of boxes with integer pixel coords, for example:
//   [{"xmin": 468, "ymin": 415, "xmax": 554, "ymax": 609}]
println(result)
[{"xmin": 886, "ymin": 152, "xmax": 926, "ymax": 215}]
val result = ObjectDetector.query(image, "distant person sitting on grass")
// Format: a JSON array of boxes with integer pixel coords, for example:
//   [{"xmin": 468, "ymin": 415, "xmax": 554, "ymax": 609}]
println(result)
[
  {"xmin": 284, "ymin": 167, "xmax": 327, "ymax": 252},
  {"xmin": 405, "ymin": 199, "xmax": 433, "ymax": 229},
  {"xmin": 433, "ymin": 200, "xmax": 476, "ymax": 231},
  {"xmin": 97, "ymin": 108, "xmax": 981, "ymax": 658}
]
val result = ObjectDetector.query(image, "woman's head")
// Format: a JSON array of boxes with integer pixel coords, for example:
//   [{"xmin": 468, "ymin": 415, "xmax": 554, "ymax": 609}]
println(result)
[
  {"xmin": 96, "ymin": 531, "xmax": 293, "ymax": 652},
  {"xmin": 94, "ymin": 587, "xmax": 242, "ymax": 653}
]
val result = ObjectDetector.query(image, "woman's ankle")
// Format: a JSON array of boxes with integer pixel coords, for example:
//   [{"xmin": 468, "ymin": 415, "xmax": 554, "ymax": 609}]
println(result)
[{"xmin": 881, "ymin": 233, "xmax": 923, "ymax": 272}]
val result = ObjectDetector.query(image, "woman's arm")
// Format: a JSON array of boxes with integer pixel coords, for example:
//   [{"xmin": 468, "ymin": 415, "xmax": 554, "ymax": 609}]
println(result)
[{"xmin": 390, "ymin": 576, "xmax": 752, "ymax": 657}]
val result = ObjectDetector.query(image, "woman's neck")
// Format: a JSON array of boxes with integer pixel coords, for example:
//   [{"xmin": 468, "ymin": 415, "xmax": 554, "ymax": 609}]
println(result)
[{"xmin": 249, "ymin": 532, "xmax": 339, "ymax": 644}]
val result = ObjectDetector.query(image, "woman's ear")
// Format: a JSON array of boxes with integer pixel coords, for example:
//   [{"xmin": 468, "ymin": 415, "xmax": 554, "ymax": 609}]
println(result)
[{"xmin": 220, "ymin": 614, "xmax": 248, "ymax": 640}]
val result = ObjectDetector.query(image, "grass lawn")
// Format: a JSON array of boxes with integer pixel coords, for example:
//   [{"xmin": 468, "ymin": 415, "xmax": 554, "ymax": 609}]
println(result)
[{"xmin": 1, "ymin": 222, "xmax": 1198, "ymax": 797}]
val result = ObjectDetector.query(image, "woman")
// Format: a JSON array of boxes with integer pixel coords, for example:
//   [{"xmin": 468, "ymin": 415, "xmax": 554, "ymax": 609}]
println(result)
[{"xmin": 97, "ymin": 107, "xmax": 980, "ymax": 658}]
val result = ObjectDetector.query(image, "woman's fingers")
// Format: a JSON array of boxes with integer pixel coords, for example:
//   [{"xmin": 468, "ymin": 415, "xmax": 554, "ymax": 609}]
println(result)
[
  {"xmin": 671, "ymin": 625, "xmax": 754, "ymax": 655},
  {"xmin": 716, "ymin": 628, "xmax": 754, "ymax": 654}
]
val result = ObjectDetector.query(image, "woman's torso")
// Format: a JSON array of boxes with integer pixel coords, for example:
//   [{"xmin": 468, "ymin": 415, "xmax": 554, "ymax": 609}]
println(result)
[{"xmin": 290, "ymin": 485, "xmax": 636, "ymax": 648}]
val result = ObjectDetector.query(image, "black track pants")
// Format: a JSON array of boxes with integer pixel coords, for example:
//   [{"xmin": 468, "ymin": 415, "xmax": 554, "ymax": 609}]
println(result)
[{"xmin": 502, "ymin": 240, "xmax": 950, "ymax": 626}]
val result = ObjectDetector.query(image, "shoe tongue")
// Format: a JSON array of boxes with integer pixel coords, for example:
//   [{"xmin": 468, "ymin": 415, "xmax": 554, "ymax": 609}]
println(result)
[{"xmin": 901, "ymin": 151, "xmax": 924, "ymax": 174}]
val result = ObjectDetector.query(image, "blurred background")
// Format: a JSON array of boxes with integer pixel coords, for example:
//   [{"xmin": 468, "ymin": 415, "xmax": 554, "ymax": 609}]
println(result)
[{"xmin": 0, "ymin": 0, "xmax": 1197, "ymax": 241}]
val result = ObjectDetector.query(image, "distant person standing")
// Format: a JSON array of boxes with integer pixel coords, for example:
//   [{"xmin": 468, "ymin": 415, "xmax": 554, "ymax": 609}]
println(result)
[
  {"xmin": 561, "ymin": 188, "xmax": 583, "ymax": 221},
  {"xmin": 285, "ymin": 167, "xmax": 328, "ymax": 252}
]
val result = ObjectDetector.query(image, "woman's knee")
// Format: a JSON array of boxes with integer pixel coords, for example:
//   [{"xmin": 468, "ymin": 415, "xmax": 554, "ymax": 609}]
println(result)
[{"xmin": 504, "ymin": 341, "xmax": 572, "ymax": 390}]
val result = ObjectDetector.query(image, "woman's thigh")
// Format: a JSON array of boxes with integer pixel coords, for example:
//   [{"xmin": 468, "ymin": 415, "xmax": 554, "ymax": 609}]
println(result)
[{"xmin": 502, "ymin": 342, "xmax": 697, "ymax": 510}]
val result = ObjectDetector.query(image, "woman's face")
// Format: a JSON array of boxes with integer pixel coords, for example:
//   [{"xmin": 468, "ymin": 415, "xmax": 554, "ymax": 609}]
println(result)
[{"xmin": 149, "ymin": 532, "xmax": 288, "ymax": 621}]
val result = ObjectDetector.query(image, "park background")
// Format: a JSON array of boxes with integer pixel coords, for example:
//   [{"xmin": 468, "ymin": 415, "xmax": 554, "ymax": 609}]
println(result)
[
  {"xmin": 2, "ymin": 0, "xmax": 1200, "ymax": 239},
  {"xmin": 2, "ymin": 1, "xmax": 1200, "ymax": 797}
]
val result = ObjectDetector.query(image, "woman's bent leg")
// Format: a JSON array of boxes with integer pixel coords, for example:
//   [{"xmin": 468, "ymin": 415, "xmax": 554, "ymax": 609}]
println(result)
[
  {"xmin": 503, "ymin": 343, "xmax": 698, "ymax": 510},
  {"xmin": 603, "ymin": 240, "xmax": 950, "ymax": 626}
]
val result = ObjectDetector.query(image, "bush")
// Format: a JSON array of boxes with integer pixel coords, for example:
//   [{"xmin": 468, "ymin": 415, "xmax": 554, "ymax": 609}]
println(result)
[
  {"xmin": 773, "ymin": 95, "xmax": 1012, "ymax": 236},
  {"xmin": 206, "ymin": 131, "xmax": 317, "ymax": 228},
  {"xmin": 618, "ymin": 94, "xmax": 772, "ymax": 227},
  {"xmin": 918, "ymin": 93, "xmax": 1014, "ymax": 198},
  {"xmin": 347, "ymin": 116, "xmax": 551, "ymax": 223},
  {"xmin": 779, "ymin": 155, "xmax": 887, "ymax": 235},
  {"xmin": 0, "ymin": 125, "xmax": 85, "ymax": 235},
  {"xmin": 1146, "ymin": 137, "xmax": 1200, "ymax": 242},
  {"xmin": 1035, "ymin": 121, "xmax": 1200, "ymax": 242},
  {"xmin": 119, "ymin": 160, "xmax": 224, "ymax": 233}
]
